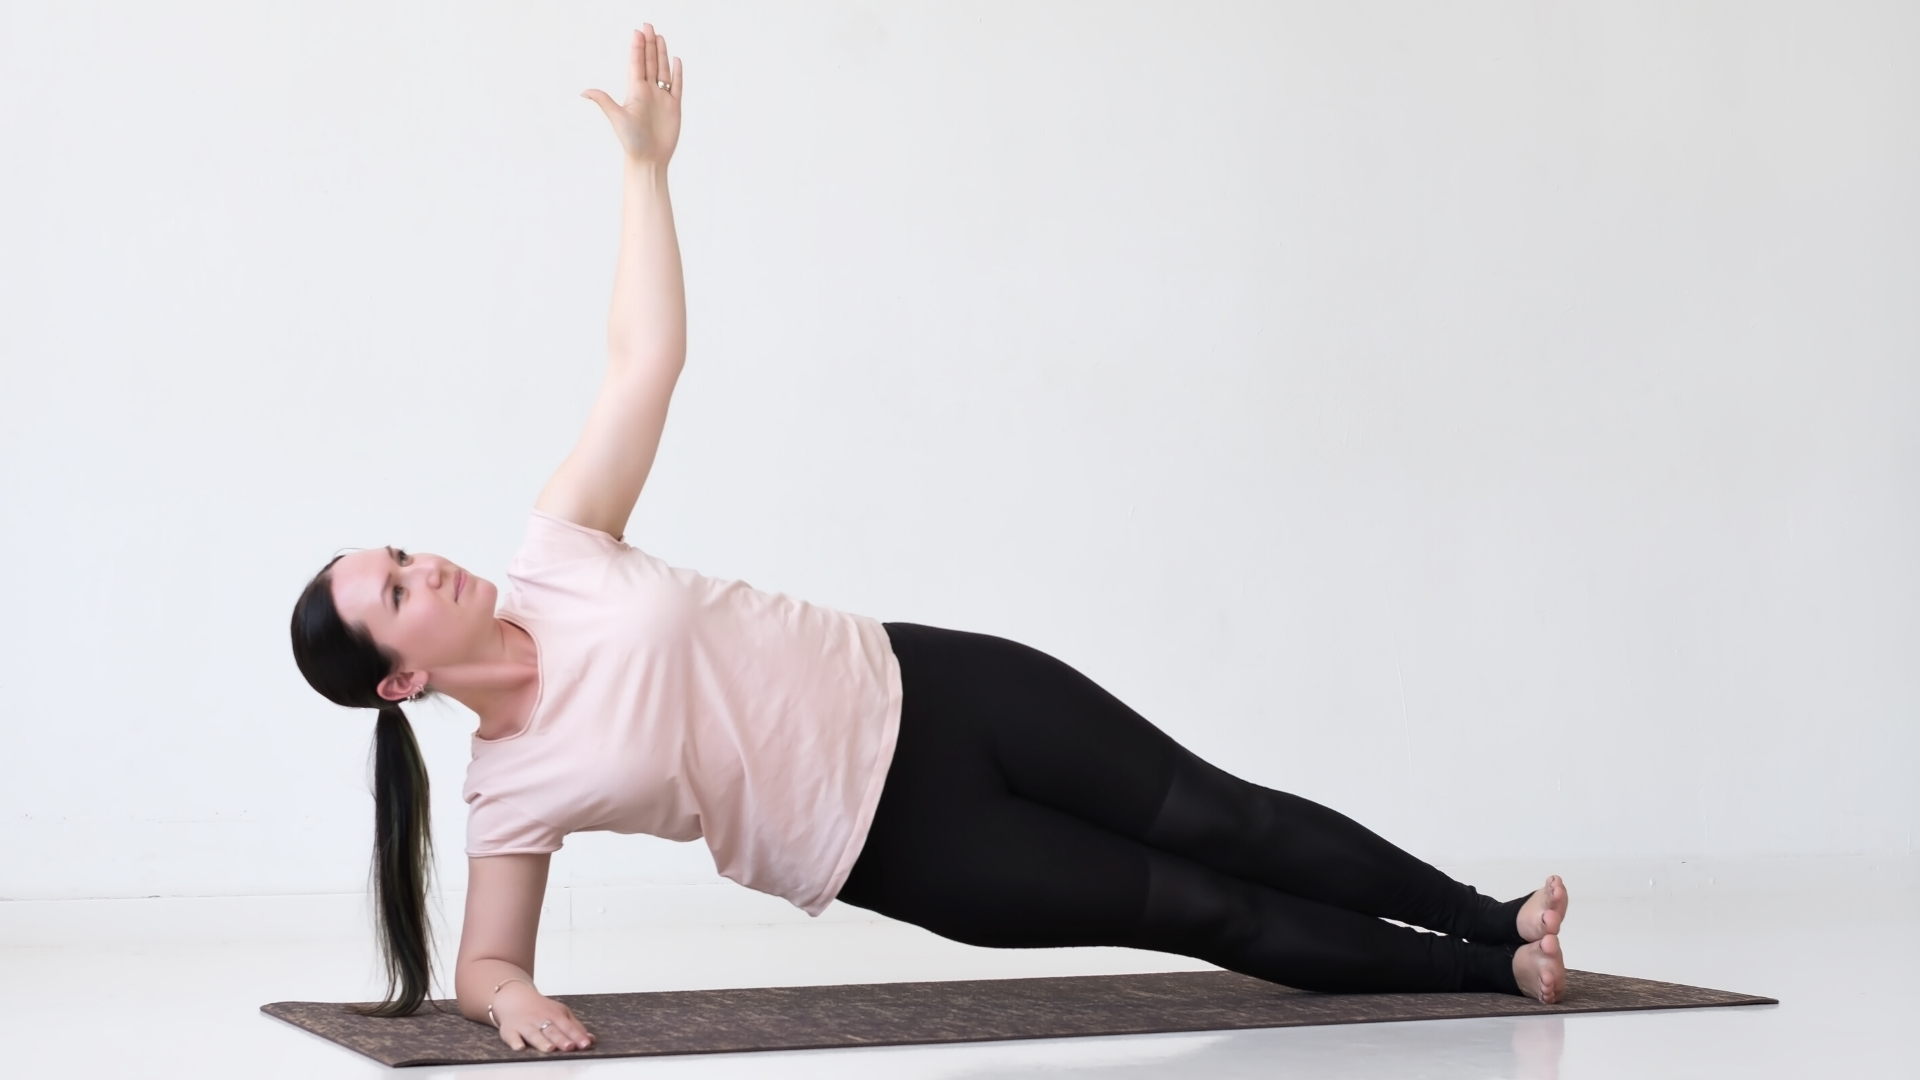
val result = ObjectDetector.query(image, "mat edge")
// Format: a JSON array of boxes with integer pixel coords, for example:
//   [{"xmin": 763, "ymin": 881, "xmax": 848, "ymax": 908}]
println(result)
[
  {"xmin": 260, "ymin": 971, "xmax": 1781, "ymax": 1070},
  {"xmin": 374, "ymin": 996, "xmax": 1783, "ymax": 1068},
  {"xmin": 266, "ymin": 994, "xmax": 1782, "ymax": 1068}
]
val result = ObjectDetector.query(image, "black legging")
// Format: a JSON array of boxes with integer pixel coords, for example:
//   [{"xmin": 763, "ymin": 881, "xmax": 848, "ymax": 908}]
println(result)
[{"xmin": 837, "ymin": 623, "xmax": 1526, "ymax": 995}]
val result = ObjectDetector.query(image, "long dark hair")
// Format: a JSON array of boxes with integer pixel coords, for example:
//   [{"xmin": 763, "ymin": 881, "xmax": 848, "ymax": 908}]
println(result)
[{"xmin": 290, "ymin": 556, "xmax": 435, "ymax": 1016}]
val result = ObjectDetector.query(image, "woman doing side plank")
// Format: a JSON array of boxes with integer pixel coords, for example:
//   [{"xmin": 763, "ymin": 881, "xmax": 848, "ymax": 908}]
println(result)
[{"xmin": 289, "ymin": 27, "xmax": 1569, "ymax": 1054}]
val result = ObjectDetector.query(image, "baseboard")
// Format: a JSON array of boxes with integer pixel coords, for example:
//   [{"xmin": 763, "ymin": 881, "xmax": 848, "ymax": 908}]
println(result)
[{"xmin": 2, "ymin": 854, "xmax": 1911, "ymax": 950}]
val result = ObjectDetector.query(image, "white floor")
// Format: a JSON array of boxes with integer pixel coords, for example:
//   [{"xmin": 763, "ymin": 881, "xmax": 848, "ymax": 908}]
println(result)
[{"xmin": 2, "ymin": 882, "xmax": 1909, "ymax": 1079}]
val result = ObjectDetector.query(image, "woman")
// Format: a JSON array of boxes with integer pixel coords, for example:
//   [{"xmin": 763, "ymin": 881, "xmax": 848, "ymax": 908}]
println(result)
[{"xmin": 291, "ymin": 27, "xmax": 1568, "ymax": 1054}]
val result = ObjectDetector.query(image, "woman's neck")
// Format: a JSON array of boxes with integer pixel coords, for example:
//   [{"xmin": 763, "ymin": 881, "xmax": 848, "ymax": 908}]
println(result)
[{"xmin": 434, "ymin": 618, "xmax": 542, "ymax": 740}]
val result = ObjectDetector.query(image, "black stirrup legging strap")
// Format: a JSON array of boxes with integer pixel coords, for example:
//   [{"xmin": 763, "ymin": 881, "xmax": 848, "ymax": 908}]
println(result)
[{"xmin": 837, "ymin": 623, "xmax": 1526, "ymax": 996}]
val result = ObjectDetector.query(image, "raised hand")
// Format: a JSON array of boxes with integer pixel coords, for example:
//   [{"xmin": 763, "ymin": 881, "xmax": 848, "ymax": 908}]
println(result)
[{"xmin": 583, "ymin": 25, "xmax": 683, "ymax": 165}]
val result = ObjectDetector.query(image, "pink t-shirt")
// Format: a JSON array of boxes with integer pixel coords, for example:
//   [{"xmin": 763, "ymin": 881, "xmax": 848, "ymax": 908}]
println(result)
[{"xmin": 461, "ymin": 511, "xmax": 903, "ymax": 916}]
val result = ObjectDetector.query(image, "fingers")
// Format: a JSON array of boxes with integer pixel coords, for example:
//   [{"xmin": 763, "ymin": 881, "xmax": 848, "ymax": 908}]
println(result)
[
  {"xmin": 621, "ymin": 27, "xmax": 678, "ymax": 97},
  {"xmin": 516, "ymin": 1019, "xmax": 562, "ymax": 1053},
  {"xmin": 556, "ymin": 1011, "xmax": 595, "ymax": 1049},
  {"xmin": 493, "ymin": 1010, "xmax": 591, "ymax": 1053},
  {"xmin": 524, "ymin": 1020, "xmax": 558, "ymax": 1053}
]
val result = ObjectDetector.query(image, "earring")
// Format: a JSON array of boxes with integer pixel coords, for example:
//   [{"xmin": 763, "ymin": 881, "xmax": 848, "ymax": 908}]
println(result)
[{"xmin": 407, "ymin": 687, "xmax": 425, "ymax": 703}]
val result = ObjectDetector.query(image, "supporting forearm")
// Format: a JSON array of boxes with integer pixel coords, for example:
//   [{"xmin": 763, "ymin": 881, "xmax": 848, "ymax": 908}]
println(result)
[{"xmin": 606, "ymin": 160, "xmax": 687, "ymax": 375}]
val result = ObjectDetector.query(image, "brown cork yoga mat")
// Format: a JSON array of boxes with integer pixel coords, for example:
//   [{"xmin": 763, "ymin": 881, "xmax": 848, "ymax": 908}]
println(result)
[{"xmin": 263, "ymin": 969, "xmax": 1776, "ymax": 1067}]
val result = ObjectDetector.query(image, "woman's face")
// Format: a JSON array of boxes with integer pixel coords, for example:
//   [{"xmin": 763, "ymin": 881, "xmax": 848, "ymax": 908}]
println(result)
[{"xmin": 328, "ymin": 547, "xmax": 500, "ymax": 699}]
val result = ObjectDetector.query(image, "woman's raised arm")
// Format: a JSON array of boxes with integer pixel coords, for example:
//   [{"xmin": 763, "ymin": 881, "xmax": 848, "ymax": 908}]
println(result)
[{"xmin": 537, "ymin": 26, "xmax": 687, "ymax": 539}]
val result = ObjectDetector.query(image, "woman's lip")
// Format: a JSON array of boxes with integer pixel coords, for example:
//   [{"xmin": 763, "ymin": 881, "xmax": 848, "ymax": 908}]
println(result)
[{"xmin": 456, "ymin": 570, "xmax": 466, "ymax": 601}]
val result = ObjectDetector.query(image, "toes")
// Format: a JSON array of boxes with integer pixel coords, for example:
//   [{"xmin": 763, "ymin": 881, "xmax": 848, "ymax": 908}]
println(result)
[
  {"xmin": 1523, "ymin": 936, "xmax": 1567, "ymax": 1004},
  {"xmin": 1539, "ymin": 876, "xmax": 1569, "ymax": 936}
]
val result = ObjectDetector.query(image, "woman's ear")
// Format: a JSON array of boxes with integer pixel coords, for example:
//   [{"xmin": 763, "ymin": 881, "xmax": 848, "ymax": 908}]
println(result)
[{"xmin": 378, "ymin": 671, "xmax": 425, "ymax": 703}]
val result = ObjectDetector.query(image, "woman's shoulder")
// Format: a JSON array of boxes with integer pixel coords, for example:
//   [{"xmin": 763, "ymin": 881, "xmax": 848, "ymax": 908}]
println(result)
[
  {"xmin": 518, "ymin": 509, "xmax": 628, "ymax": 559},
  {"xmin": 505, "ymin": 510, "xmax": 652, "ymax": 585}
]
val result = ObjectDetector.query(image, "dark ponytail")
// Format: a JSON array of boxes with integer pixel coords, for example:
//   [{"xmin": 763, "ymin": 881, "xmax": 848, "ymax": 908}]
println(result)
[
  {"xmin": 368, "ymin": 704, "xmax": 435, "ymax": 1016},
  {"xmin": 290, "ymin": 558, "xmax": 437, "ymax": 1016}
]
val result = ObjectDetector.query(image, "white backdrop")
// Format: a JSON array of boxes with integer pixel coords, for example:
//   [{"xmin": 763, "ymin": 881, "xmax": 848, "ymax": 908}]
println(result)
[{"xmin": 1, "ymin": 1, "xmax": 1914, "ymax": 902}]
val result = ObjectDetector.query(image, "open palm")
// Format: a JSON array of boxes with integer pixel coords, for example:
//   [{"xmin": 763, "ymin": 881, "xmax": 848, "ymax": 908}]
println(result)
[{"xmin": 583, "ymin": 25, "xmax": 682, "ymax": 164}]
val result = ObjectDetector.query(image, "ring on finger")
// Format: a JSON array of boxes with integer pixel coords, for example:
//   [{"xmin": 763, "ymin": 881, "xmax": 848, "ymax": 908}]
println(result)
[{"xmin": 539, "ymin": 1020, "xmax": 552, "ymax": 1031}]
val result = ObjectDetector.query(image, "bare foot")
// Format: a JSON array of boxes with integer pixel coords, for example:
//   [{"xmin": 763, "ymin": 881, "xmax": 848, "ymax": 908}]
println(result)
[
  {"xmin": 1513, "ymin": 934, "xmax": 1566, "ymax": 1004},
  {"xmin": 1515, "ymin": 875, "xmax": 1568, "ymax": 943}
]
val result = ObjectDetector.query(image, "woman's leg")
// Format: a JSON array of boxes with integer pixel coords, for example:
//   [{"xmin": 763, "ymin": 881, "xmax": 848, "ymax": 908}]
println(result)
[
  {"xmin": 838, "ymin": 684, "xmax": 1519, "ymax": 992},
  {"xmin": 874, "ymin": 623, "xmax": 1531, "ymax": 948},
  {"xmin": 1144, "ymin": 753, "xmax": 1530, "ymax": 947}
]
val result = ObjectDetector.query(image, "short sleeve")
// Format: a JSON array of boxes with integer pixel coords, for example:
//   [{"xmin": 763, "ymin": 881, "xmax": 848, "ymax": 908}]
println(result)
[
  {"xmin": 511, "ymin": 510, "xmax": 627, "ymax": 574},
  {"xmin": 465, "ymin": 792, "xmax": 566, "ymax": 857}
]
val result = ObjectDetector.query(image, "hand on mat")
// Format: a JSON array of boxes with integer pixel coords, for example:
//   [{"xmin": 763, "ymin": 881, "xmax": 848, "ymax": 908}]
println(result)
[
  {"xmin": 493, "ymin": 980, "xmax": 594, "ymax": 1053},
  {"xmin": 583, "ymin": 25, "xmax": 682, "ymax": 166}
]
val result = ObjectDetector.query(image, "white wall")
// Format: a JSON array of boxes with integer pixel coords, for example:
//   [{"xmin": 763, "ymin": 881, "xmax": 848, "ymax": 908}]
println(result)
[{"xmin": 1, "ymin": 0, "xmax": 1914, "ymax": 903}]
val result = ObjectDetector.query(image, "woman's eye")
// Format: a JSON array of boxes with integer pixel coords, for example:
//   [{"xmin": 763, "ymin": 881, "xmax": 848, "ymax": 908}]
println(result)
[{"xmin": 392, "ymin": 585, "xmax": 404, "ymax": 607}]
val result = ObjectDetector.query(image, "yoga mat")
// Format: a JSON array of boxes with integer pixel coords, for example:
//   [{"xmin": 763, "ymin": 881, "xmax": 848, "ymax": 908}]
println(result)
[{"xmin": 264, "ymin": 969, "xmax": 1776, "ymax": 1068}]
